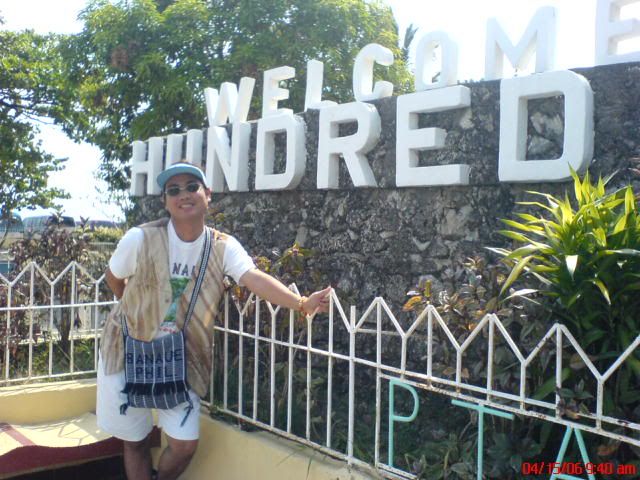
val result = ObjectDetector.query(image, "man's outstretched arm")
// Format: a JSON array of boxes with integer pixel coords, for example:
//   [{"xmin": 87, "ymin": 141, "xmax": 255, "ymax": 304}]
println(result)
[{"xmin": 239, "ymin": 269, "xmax": 331, "ymax": 315}]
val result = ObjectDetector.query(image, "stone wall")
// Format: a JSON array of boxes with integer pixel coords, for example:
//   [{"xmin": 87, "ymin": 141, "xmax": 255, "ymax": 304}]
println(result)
[{"xmin": 131, "ymin": 62, "xmax": 640, "ymax": 310}]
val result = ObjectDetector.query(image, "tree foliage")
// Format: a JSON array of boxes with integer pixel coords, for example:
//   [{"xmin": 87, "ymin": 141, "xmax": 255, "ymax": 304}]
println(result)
[
  {"xmin": 61, "ymin": 0, "xmax": 412, "ymax": 190},
  {"xmin": 0, "ymin": 28, "xmax": 71, "ymax": 225}
]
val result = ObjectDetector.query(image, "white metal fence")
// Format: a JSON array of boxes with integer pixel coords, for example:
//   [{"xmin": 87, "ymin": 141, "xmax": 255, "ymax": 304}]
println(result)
[
  {"xmin": 208, "ymin": 289, "xmax": 640, "ymax": 478},
  {"xmin": 2, "ymin": 262, "xmax": 640, "ymax": 478},
  {"xmin": 0, "ymin": 261, "xmax": 115, "ymax": 383}
]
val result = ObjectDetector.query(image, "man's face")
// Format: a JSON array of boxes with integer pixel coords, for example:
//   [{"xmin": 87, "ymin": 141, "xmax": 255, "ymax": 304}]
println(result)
[{"xmin": 163, "ymin": 173, "xmax": 211, "ymax": 222}]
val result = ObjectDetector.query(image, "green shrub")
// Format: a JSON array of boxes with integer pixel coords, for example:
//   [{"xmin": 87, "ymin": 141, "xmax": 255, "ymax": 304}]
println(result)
[
  {"xmin": 491, "ymin": 171, "xmax": 640, "ymax": 374},
  {"xmin": 83, "ymin": 226, "xmax": 124, "ymax": 243},
  {"xmin": 3, "ymin": 224, "xmax": 111, "ymax": 370},
  {"xmin": 403, "ymin": 256, "xmax": 548, "ymax": 479},
  {"xmin": 491, "ymin": 169, "xmax": 640, "ymax": 453}
]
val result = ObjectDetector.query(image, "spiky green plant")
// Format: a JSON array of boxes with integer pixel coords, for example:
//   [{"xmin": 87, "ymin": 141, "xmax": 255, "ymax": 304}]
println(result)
[{"xmin": 490, "ymin": 170, "xmax": 640, "ymax": 380}]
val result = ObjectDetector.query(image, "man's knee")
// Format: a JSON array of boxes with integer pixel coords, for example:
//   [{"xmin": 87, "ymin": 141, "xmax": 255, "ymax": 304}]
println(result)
[
  {"xmin": 124, "ymin": 436, "xmax": 151, "ymax": 454},
  {"xmin": 167, "ymin": 437, "xmax": 198, "ymax": 460}
]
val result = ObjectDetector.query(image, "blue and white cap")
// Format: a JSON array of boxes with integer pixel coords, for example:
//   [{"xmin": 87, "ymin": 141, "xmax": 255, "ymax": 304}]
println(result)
[{"xmin": 157, "ymin": 162, "xmax": 208, "ymax": 190}]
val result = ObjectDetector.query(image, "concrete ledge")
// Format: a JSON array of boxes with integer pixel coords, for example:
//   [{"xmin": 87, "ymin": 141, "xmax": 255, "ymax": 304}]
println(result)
[
  {"xmin": 0, "ymin": 379, "xmax": 97, "ymax": 424},
  {"xmin": 1, "ymin": 381, "xmax": 378, "ymax": 479},
  {"xmin": 180, "ymin": 415, "xmax": 379, "ymax": 480},
  {"xmin": 0, "ymin": 412, "xmax": 124, "ymax": 479}
]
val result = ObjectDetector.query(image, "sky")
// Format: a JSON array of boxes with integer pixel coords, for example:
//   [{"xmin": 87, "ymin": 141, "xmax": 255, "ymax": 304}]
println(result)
[
  {"xmin": 0, "ymin": 0, "xmax": 122, "ymax": 221},
  {"xmin": 2, "ymin": 0, "xmax": 640, "ymax": 221}
]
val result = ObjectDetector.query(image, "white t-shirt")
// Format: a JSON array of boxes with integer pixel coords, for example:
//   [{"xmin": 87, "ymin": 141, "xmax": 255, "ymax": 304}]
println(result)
[{"xmin": 109, "ymin": 221, "xmax": 255, "ymax": 335}]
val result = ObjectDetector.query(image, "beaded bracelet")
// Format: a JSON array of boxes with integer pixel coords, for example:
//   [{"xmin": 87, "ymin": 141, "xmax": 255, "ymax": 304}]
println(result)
[{"xmin": 297, "ymin": 295, "xmax": 309, "ymax": 315}]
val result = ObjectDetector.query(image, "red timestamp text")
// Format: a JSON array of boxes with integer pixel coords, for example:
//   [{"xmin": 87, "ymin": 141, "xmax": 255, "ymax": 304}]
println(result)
[{"xmin": 521, "ymin": 461, "xmax": 638, "ymax": 476}]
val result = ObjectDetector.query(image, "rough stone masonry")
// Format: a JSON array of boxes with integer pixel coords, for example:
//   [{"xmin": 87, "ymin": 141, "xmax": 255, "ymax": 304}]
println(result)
[{"xmin": 132, "ymin": 62, "xmax": 640, "ymax": 311}]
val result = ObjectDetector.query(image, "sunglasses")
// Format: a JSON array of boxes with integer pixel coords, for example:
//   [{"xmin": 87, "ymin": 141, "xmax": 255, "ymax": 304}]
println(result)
[{"xmin": 164, "ymin": 182, "xmax": 202, "ymax": 197}]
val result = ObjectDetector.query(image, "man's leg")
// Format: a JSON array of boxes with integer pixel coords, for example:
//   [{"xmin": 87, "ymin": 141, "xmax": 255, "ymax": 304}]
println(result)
[
  {"xmin": 97, "ymin": 356, "xmax": 155, "ymax": 479},
  {"xmin": 156, "ymin": 391, "xmax": 200, "ymax": 480},
  {"xmin": 156, "ymin": 436, "xmax": 198, "ymax": 480},
  {"xmin": 123, "ymin": 434, "xmax": 154, "ymax": 480}
]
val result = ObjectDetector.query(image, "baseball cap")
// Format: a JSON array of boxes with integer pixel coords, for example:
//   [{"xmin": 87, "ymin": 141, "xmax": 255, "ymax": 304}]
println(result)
[{"xmin": 157, "ymin": 162, "xmax": 208, "ymax": 191}]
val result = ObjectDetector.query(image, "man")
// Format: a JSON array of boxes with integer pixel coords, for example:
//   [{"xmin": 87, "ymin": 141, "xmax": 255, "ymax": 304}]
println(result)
[{"xmin": 98, "ymin": 162, "xmax": 331, "ymax": 480}]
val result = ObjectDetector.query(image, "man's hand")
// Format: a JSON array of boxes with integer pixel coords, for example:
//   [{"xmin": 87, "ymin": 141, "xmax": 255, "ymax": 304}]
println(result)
[{"xmin": 301, "ymin": 286, "xmax": 332, "ymax": 315}]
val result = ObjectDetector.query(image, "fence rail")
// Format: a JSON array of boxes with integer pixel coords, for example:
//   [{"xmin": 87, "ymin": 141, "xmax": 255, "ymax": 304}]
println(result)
[
  {"xmin": 207, "ymin": 290, "xmax": 640, "ymax": 478},
  {"xmin": 0, "ymin": 261, "xmax": 115, "ymax": 383},
  {"xmin": 2, "ymin": 262, "xmax": 640, "ymax": 479}
]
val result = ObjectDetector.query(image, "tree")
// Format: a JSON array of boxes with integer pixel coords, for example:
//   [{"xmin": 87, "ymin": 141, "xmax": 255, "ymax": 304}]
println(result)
[
  {"xmin": 401, "ymin": 23, "xmax": 418, "ymax": 63},
  {"xmin": 0, "ymin": 28, "xmax": 72, "ymax": 245},
  {"xmin": 61, "ymin": 0, "xmax": 412, "ymax": 191}
]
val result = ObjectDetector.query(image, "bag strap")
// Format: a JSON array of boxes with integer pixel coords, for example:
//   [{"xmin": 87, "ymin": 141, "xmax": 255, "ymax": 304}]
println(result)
[
  {"xmin": 182, "ymin": 227, "xmax": 212, "ymax": 332},
  {"xmin": 121, "ymin": 313, "xmax": 129, "ymax": 337}
]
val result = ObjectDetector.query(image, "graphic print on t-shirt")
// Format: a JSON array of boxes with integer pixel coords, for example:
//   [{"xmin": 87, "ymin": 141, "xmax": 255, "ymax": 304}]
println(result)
[
  {"xmin": 172, "ymin": 262, "xmax": 196, "ymax": 277},
  {"xmin": 109, "ymin": 223, "xmax": 255, "ymax": 341},
  {"xmin": 159, "ymin": 262, "xmax": 196, "ymax": 334}
]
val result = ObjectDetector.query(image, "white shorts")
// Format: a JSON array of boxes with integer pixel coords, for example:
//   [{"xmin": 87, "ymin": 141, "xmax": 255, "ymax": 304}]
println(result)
[{"xmin": 96, "ymin": 356, "xmax": 200, "ymax": 442}]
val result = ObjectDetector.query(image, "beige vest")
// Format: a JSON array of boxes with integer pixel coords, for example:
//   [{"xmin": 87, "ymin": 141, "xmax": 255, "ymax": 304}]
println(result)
[{"xmin": 100, "ymin": 218, "xmax": 227, "ymax": 398}]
